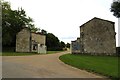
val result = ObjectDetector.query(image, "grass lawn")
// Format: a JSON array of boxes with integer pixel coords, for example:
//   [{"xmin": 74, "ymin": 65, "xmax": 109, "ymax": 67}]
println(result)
[
  {"xmin": 59, "ymin": 54, "xmax": 119, "ymax": 79},
  {"xmin": 1, "ymin": 52, "xmax": 38, "ymax": 56},
  {"xmin": 1, "ymin": 51, "xmax": 64, "ymax": 56},
  {"xmin": 47, "ymin": 51, "xmax": 64, "ymax": 54}
]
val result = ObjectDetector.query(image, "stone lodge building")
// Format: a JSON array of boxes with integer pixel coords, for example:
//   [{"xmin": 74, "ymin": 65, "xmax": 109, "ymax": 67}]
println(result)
[
  {"xmin": 71, "ymin": 17, "xmax": 116, "ymax": 55},
  {"xmin": 16, "ymin": 27, "xmax": 46, "ymax": 53},
  {"xmin": 71, "ymin": 38, "xmax": 80, "ymax": 54}
]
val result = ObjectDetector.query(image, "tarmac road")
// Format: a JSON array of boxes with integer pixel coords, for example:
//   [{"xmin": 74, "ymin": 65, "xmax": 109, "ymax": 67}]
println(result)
[{"xmin": 2, "ymin": 51, "xmax": 106, "ymax": 78}]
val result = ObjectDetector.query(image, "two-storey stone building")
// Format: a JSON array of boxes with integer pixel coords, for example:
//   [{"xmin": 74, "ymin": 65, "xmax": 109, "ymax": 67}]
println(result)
[
  {"xmin": 16, "ymin": 27, "xmax": 46, "ymax": 53},
  {"xmin": 71, "ymin": 17, "xmax": 116, "ymax": 55}
]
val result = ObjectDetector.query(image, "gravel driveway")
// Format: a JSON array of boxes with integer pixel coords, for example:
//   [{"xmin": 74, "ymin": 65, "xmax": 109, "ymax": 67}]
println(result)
[{"xmin": 2, "ymin": 51, "xmax": 105, "ymax": 78}]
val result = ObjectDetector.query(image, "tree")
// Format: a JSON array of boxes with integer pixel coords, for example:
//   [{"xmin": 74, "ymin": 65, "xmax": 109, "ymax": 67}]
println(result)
[
  {"xmin": 46, "ymin": 33, "xmax": 59, "ymax": 49},
  {"xmin": 66, "ymin": 43, "xmax": 70, "ymax": 48},
  {"xmin": 60, "ymin": 41, "xmax": 65, "ymax": 48},
  {"xmin": 28, "ymin": 24, "xmax": 40, "ymax": 32},
  {"xmin": 110, "ymin": 0, "xmax": 120, "ymax": 18},
  {"xmin": 41, "ymin": 29, "xmax": 47, "ymax": 35},
  {"xmin": 46, "ymin": 33, "xmax": 62, "ymax": 51},
  {"xmin": 2, "ymin": 0, "xmax": 39, "ymax": 47}
]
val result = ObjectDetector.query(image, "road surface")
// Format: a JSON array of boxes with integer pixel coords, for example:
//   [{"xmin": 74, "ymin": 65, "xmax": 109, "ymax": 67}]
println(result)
[{"xmin": 2, "ymin": 51, "xmax": 105, "ymax": 78}]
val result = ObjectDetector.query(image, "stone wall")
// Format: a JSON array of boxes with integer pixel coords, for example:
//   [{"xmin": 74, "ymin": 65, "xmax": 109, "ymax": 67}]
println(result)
[
  {"xmin": 31, "ymin": 33, "xmax": 46, "ymax": 52},
  {"xmin": 31, "ymin": 33, "xmax": 46, "ymax": 45},
  {"xmin": 16, "ymin": 28, "xmax": 46, "ymax": 53},
  {"xmin": 80, "ymin": 17, "xmax": 116, "ymax": 55},
  {"xmin": 16, "ymin": 28, "xmax": 31, "ymax": 52},
  {"xmin": 71, "ymin": 38, "xmax": 80, "ymax": 54}
]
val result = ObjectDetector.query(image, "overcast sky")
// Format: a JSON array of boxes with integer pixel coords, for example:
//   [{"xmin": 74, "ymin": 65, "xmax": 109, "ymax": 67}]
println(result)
[{"xmin": 5, "ymin": 0, "xmax": 119, "ymax": 46}]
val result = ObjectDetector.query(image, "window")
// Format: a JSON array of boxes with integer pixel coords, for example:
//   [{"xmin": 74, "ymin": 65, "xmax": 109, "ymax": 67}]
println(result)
[
  {"xmin": 33, "ymin": 44, "xmax": 37, "ymax": 50},
  {"xmin": 40, "ymin": 44, "xmax": 44, "ymax": 47}
]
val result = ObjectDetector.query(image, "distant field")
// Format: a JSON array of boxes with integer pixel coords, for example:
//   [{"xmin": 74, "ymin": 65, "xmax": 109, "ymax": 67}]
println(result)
[
  {"xmin": 59, "ymin": 54, "xmax": 119, "ymax": 79},
  {"xmin": 1, "ymin": 51, "xmax": 64, "ymax": 56}
]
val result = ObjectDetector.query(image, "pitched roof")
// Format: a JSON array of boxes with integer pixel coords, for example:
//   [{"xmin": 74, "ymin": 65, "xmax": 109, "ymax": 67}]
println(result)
[{"xmin": 79, "ymin": 17, "xmax": 115, "ymax": 28}]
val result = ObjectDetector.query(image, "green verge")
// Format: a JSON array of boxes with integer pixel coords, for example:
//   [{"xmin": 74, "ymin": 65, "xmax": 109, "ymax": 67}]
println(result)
[
  {"xmin": 47, "ymin": 51, "xmax": 64, "ymax": 54},
  {"xmin": 1, "ymin": 52, "xmax": 38, "ymax": 56},
  {"xmin": 1, "ymin": 51, "xmax": 64, "ymax": 56},
  {"xmin": 59, "ymin": 54, "xmax": 118, "ymax": 79}
]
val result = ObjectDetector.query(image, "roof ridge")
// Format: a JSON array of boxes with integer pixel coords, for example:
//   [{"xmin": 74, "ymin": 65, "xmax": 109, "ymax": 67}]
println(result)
[{"xmin": 79, "ymin": 17, "xmax": 115, "ymax": 28}]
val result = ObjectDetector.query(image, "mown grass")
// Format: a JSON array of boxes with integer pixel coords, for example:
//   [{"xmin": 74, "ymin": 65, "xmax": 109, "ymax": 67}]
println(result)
[
  {"xmin": 1, "ymin": 52, "xmax": 38, "ymax": 56},
  {"xmin": 47, "ymin": 51, "xmax": 64, "ymax": 54},
  {"xmin": 59, "ymin": 54, "xmax": 119, "ymax": 79},
  {"xmin": 1, "ymin": 51, "xmax": 64, "ymax": 56}
]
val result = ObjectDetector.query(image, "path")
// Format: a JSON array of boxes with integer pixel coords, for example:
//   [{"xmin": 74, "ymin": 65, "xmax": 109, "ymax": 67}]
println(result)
[{"xmin": 2, "ymin": 51, "xmax": 105, "ymax": 78}]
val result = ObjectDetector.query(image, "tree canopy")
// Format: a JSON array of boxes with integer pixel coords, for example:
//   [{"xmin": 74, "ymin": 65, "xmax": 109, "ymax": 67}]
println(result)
[
  {"xmin": 60, "ymin": 41, "xmax": 65, "ymax": 48},
  {"xmin": 110, "ymin": 0, "xmax": 120, "ymax": 18},
  {"xmin": 66, "ymin": 43, "xmax": 70, "ymax": 48},
  {"xmin": 2, "ymin": 0, "xmax": 66, "ymax": 51},
  {"xmin": 46, "ymin": 33, "xmax": 62, "ymax": 51},
  {"xmin": 41, "ymin": 29, "xmax": 47, "ymax": 35},
  {"xmin": 39, "ymin": 30, "xmax": 66, "ymax": 51},
  {"xmin": 2, "ymin": 0, "xmax": 39, "ymax": 47}
]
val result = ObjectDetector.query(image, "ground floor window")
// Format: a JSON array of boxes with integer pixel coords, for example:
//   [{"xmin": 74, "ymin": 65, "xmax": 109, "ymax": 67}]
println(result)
[{"xmin": 33, "ymin": 44, "xmax": 37, "ymax": 50}]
